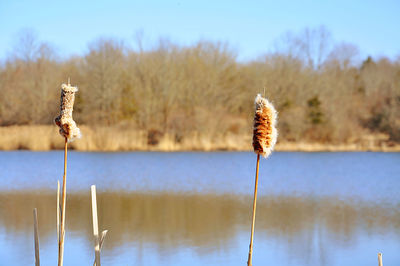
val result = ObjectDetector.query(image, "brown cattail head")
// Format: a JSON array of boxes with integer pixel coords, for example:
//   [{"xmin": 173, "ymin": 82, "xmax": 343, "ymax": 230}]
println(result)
[
  {"xmin": 252, "ymin": 94, "xmax": 278, "ymax": 158},
  {"xmin": 54, "ymin": 83, "xmax": 81, "ymax": 141}
]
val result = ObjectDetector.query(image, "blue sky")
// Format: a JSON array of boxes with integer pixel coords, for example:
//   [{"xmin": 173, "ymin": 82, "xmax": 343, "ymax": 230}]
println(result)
[{"xmin": 0, "ymin": 0, "xmax": 399, "ymax": 61}]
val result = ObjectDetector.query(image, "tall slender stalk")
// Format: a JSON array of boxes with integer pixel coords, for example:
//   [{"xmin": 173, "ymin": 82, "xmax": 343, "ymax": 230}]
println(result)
[
  {"xmin": 378, "ymin": 253, "xmax": 383, "ymax": 266},
  {"xmin": 33, "ymin": 208, "xmax": 40, "ymax": 266},
  {"xmin": 57, "ymin": 180, "xmax": 60, "ymax": 247},
  {"xmin": 58, "ymin": 137, "xmax": 68, "ymax": 266},
  {"xmin": 91, "ymin": 185, "xmax": 101, "ymax": 266},
  {"xmin": 247, "ymin": 154, "xmax": 260, "ymax": 266}
]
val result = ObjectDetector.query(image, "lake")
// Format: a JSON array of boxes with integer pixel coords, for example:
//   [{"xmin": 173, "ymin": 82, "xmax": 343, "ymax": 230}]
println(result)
[{"xmin": 0, "ymin": 151, "xmax": 399, "ymax": 265}]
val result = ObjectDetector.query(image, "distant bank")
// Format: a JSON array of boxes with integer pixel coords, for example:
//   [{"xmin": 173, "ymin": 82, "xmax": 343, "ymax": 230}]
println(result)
[{"xmin": 0, "ymin": 125, "xmax": 398, "ymax": 152}]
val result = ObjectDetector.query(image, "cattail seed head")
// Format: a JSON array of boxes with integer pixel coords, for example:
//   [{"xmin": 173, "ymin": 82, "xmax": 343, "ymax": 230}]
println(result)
[
  {"xmin": 252, "ymin": 94, "xmax": 278, "ymax": 158},
  {"xmin": 54, "ymin": 83, "xmax": 81, "ymax": 141}
]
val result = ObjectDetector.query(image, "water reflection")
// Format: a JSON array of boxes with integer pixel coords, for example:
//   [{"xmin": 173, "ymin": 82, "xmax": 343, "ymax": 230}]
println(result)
[{"xmin": 0, "ymin": 191, "xmax": 399, "ymax": 265}]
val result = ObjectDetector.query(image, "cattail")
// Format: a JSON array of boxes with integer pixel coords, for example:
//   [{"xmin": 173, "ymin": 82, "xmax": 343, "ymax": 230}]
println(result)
[
  {"xmin": 55, "ymin": 81, "xmax": 80, "ymax": 266},
  {"xmin": 247, "ymin": 93, "xmax": 278, "ymax": 266},
  {"xmin": 54, "ymin": 83, "xmax": 81, "ymax": 141},
  {"xmin": 252, "ymin": 94, "xmax": 278, "ymax": 158}
]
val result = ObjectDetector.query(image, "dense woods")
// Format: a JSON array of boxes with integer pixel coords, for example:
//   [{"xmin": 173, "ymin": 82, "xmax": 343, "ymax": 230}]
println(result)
[{"xmin": 0, "ymin": 27, "xmax": 399, "ymax": 148}]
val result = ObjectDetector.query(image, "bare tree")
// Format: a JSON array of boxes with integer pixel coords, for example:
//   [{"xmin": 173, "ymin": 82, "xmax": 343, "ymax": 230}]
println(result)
[
  {"xmin": 11, "ymin": 29, "xmax": 40, "ymax": 62},
  {"xmin": 326, "ymin": 42, "xmax": 360, "ymax": 69},
  {"xmin": 275, "ymin": 26, "xmax": 332, "ymax": 70},
  {"xmin": 82, "ymin": 38, "xmax": 125, "ymax": 124}
]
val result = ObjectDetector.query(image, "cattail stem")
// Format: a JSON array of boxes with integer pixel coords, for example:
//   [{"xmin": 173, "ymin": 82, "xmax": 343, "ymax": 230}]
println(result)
[
  {"xmin": 247, "ymin": 154, "xmax": 260, "ymax": 266},
  {"xmin": 378, "ymin": 253, "xmax": 383, "ymax": 266},
  {"xmin": 33, "ymin": 208, "xmax": 40, "ymax": 266},
  {"xmin": 57, "ymin": 180, "xmax": 60, "ymax": 246},
  {"xmin": 58, "ymin": 137, "xmax": 68, "ymax": 266}
]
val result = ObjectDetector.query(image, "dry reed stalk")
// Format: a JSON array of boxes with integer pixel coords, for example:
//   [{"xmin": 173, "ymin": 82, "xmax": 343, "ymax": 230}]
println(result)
[
  {"xmin": 33, "ymin": 208, "xmax": 40, "ymax": 266},
  {"xmin": 55, "ymin": 82, "xmax": 80, "ymax": 266},
  {"xmin": 58, "ymin": 138, "xmax": 67, "ymax": 266},
  {"xmin": 247, "ymin": 94, "xmax": 277, "ymax": 266},
  {"xmin": 93, "ymin": 230, "xmax": 108, "ymax": 266},
  {"xmin": 91, "ymin": 185, "xmax": 101, "ymax": 266},
  {"xmin": 57, "ymin": 181, "xmax": 60, "ymax": 246},
  {"xmin": 378, "ymin": 253, "xmax": 383, "ymax": 266}
]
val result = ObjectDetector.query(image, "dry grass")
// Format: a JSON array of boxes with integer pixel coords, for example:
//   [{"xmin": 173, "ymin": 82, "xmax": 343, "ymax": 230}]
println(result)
[{"xmin": 0, "ymin": 125, "xmax": 399, "ymax": 152}]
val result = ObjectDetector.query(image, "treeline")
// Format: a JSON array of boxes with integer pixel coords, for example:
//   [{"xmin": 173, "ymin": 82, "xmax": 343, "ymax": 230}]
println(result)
[{"xmin": 0, "ymin": 27, "xmax": 399, "ymax": 145}]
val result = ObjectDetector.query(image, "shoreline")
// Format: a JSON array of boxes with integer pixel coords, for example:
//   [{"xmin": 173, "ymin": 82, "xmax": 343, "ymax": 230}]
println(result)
[{"xmin": 0, "ymin": 125, "xmax": 399, "ymax": 152}]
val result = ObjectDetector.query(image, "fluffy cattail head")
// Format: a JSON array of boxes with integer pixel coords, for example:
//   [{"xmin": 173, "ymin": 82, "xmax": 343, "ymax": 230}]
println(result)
[
  {"xmin": 252, "ymin": 94, "xmax": 278, "ymax": 158},
  {"xmin": 54, "ymin": 83, "xmax": 81, "ymax": 141}
]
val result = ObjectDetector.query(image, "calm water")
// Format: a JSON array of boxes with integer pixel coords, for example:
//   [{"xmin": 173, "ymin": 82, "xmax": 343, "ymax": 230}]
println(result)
[{"xmin": 0, "ymin": 151, "xmax": 399, "ymax": 265}]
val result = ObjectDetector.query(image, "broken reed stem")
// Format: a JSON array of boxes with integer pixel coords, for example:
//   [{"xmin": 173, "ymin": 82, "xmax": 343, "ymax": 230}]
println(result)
[
  {"xmin": 247, "ymin": 154, "xmax": 260, "ymax": 266},
  {"xmin": 93, "ymin": 230, "xmax": 108, "ymax": 266},
  {"xmin": 33, "ymin": 208, "xmax": 40, "ymax": 266},
  {"xmin": 58, "ymin": 137, "xmax": 68, "ymax": 266},
  {"xmin": 378, "ymin": 253, "xmax": 383, "ymax": 266},
  {"xmin": 91, "ymin": 185, "xmax": 101, "ymax": 266}
]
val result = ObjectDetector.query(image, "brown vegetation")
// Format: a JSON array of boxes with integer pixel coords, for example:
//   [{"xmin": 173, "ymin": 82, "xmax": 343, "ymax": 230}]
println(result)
[
  {"xmin": 0, "ymin": 27, "xmax": 399, "ymax": 151},
  {"xmin": 0, "ymin": 125, "xmax": 398, "ymax": 151}
]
